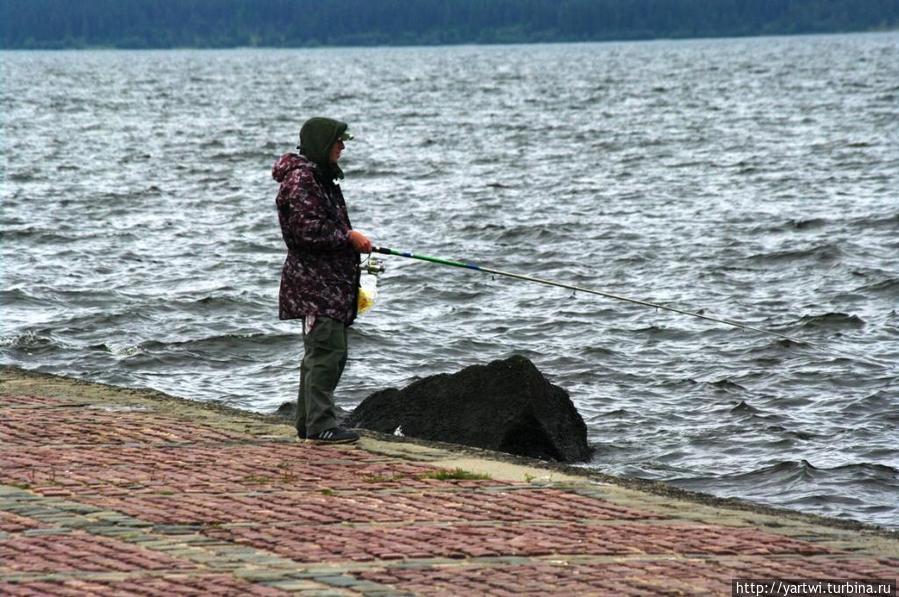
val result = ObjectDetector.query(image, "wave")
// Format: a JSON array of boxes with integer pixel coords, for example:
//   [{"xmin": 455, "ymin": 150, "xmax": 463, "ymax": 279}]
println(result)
[
  {"xmin": 681, "ymin": 460, "xmax": 898, "ymax": 490},
  {"xmin": 3, "ymin": 329, "xmax": 299, "ymax": 360},
  {"xmin": 746, "ymin": 338, "xmax": 806, "ymax": 357},
  {"xmin": 86, "ymin": 343, "xmax": 144, "ymax": 357},
  {"xmin": 6, "ymin": 171, "xmax": 37, "ymax": 182},
  {"xmin": 583, "ymin": 345, "xmax": 616, "ymax": 357},
  {"xmin": 708, "ymin": 379, "xmax": 746, "ymax": 392},
  {"xmin": 849, "ymin": 212, "xmax": 899, "ymax": 229},
  {"xmin": 840, "ymin": 391, "xmax": 899, "ymax": 423},
  {"xmin": 827, "ymin": 462, "xmax": 899, "ymax": 483},
  {"xmin": 597, "ymin": 408, "xmax": 632, "ymax": 418},
  {"xmin": 670, "ymin": 460, "xmax": 821, "ymax": 489},
  {"xmin": 854, "ymin": 277, "xmax": 899, "ymax": 295},
  {"xmin": 133, "ymin": 332, "xmax": 297, "ymax": 355},
  {"xmin": 351, "ymin": 167, "xmax": 404, "ymax": 179},
  {"xmin": 190, "ymin": 293, "xmax": 266, "ymax": 310},
  {"xmin": 785, "ymin": 217, "xmax": 830, "ymax": 230},
  {"xmin": 729, "ymin": 400, "xmax": 759, "ymax": 414},
  {"xmin": 230, "ymin": 239, "xmax": 282, "ymax": 255},
  {"xmin": 0, "ymin": 330, "xmax": 67, "ymax": 354},
  {"xmin": 631, "ymin": 325, "xmax": 696, "ymax": 341},
  {"xmin": 209, "ymin": 148, "xmax": 276, "ymax": 162},
  {"xmin": 794, "ymin": 312, "xmax": 865, "ymax": 330},
  {"xmin": 726, "ymin": 400, "xmax": 787, "ymax": 425},
  {"xmin": 497, "ymin": 224, "xmax": 569, "ymax": 243},
  {"xmin": 745, "ymin": 243, "xmax": 843, "ymax": 264},
  {"xmin": 0, "ymin": 288, "xmax": 45, "ymax": 308},
  {"xmin": 0, "ymin": 331, "xmax": 49, "ymax": 349},
  {"xmin": 1, "ymin": 227, "xmax": 80, "ymax": 243}
]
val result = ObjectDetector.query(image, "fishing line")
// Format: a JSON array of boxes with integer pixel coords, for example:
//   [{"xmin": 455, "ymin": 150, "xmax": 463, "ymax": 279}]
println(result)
[{"xmin": 372, "ymin": 246, "xmax": 894, "ymax": 371}]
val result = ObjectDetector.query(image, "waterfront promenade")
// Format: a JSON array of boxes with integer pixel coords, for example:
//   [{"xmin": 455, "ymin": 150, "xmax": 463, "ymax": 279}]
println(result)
[{"xmin": 1, "ymin": 366, "xmax": 896, "ymax": 595}]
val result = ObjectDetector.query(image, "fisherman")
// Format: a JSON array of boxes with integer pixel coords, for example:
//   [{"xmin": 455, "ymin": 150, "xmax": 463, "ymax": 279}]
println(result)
[{"xmin": 272, "ymin": 117, "xmax": 372, "ymax": 444}]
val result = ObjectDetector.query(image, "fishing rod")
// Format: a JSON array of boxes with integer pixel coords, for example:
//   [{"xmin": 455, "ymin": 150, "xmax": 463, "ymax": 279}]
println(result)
[{"xmin": 371, "ymin": 245, "xmax": 892, "ymax": 370}]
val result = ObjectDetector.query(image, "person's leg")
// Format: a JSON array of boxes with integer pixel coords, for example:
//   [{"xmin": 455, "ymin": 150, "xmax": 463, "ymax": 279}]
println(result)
[
  {"xmin": 336, "ymin": 323, "xmax": 348, "ymax": 381},
  {"xmin": 295, "ymin": 351, "xmax": 307, "ymax": 438},
  {"xmin": 302, "ymin": 317, "xmax": 348, "ymax": 436},
  {"xmin": 295, "ymin": 315, "xmax": 318, "ymax": 438}
]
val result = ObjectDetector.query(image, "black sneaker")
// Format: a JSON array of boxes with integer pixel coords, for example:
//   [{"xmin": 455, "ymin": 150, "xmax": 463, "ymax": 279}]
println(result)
[
  {"xmin": 307, "ymin": 427, "xmax": 359, "ymax": 444},
  {"xmin": 296, "ymin": 428, "xmax": 306, "ymax": 441}
]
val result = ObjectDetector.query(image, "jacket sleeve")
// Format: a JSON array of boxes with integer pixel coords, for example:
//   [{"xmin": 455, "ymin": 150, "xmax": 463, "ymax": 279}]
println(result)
[{"xmin": 279, "ymin": 175, "xmax": 350, "ymax": 253}]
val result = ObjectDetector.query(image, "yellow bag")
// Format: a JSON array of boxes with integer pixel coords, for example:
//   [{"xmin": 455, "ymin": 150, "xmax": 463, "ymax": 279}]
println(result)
[
  {"xmin": 357, "ymin": 285, "xmax": 376, "ymax": 315},
  {"xmin": 357, "ymin": 274, "xmax": 378, "ymax": 315}
]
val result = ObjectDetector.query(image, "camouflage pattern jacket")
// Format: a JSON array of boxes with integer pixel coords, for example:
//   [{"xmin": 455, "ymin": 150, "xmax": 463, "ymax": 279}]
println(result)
[{"xmin": 273, "ymin": 153, "xmax": 359, "ymax": 325}]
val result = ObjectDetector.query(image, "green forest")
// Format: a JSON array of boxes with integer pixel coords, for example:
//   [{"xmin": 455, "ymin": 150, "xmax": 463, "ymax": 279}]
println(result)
[{"xmin": 2, "ymin": 0, "xmax": 897, "ymax": 49}]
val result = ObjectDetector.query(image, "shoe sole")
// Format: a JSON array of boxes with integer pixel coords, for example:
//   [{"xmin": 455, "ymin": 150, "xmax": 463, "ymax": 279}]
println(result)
[{"xmin": 305, "ymin": 437, "xmax": 359, "ymax": 445}]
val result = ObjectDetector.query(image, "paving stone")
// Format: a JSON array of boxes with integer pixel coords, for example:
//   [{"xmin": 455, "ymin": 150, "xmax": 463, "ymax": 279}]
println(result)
[
  {"xmin": 3, "ymin": 372, "xmax": 897, "ymax": 596},
  {"xmin": 0, "ymin": 532, "xmax": 195, "ymax": 573},
  {"xmin": 0, "ymin": 408, "xmax": 250, "ymax": 446},
  {"xmin": 264, "ymin": 579, "xmax": 339, "ymax": 591},
  {"xmin": 0, "ymin": 395, "xmax": 70, "ymax": 407},
  {"xmin": 70, "ymin": 487, "xmax": 659, "ymax": 526},
  {"xmin": 0, "ymin": 510, "xmax": 46, "ymax": 533},
  {"xmin": 355, "ymin": 557, "xmax": 899, "ymax": 596},
  {"xmin": 0, "ymin": 444, "xmax": 482, "ymax": 494},
  {"xmin": 0, "ymin": 574, "xmax": 290, "ymax": 596}
]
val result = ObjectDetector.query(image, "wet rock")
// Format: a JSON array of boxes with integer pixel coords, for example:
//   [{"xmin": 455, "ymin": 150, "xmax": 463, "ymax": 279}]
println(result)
[
  {"xmin": 274, "ymin": 401, "xmax": 295, "ymax": 420},
  {"xmin": 345, "ymin": 355, "xmax": 592, "ymax": 463}
]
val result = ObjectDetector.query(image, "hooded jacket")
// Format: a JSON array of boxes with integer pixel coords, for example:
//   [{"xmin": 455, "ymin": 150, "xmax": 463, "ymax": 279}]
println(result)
[
  {"xmin": 298, "ymin": 117, "xmax": 349, "ymax": 181},
  {"xmin": 273, "ymin": 150, "xmax": 359, "ymax": 324}
]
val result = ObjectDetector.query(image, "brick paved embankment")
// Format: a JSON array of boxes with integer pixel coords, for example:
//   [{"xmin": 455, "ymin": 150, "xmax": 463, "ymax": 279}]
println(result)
[{"xmin": 1, "ymin": 366, "xmax": 896, "ymax": 595}]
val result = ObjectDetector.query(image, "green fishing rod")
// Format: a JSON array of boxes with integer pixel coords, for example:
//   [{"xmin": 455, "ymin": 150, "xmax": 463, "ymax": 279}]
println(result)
[
  {"xmin": 373, "ymin": 246, "xmax": 791, "ymax": 340},
  {"xmin": 371, "ymin": 245, "xmax": 892, "ymax": 370}
]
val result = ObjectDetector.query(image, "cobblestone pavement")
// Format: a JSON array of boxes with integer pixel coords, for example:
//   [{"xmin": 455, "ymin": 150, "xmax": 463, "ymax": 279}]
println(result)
[{"xmin": 1, "ymin": 367, "xmax": 897, "ymax": 595}]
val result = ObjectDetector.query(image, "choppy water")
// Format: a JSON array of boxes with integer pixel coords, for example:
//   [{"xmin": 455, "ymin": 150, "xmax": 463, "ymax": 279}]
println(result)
[{"xmin": 2, "ymin": 34, "xmax": 898, "ymax": 529}]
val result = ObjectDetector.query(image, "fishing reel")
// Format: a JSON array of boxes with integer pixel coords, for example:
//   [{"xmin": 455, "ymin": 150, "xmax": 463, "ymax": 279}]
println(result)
[{"xmin": 364, "ymin": 255, "xmax": 385, "ymax": 276}]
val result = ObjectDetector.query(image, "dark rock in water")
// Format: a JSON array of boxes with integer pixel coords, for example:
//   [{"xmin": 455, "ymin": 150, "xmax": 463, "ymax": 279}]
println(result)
[
  {"xmin": 344, "ymin": 355, "xmax": 592, "ymax": 463},
  {"xmin": 274, "ymin": 401, "xmax": 295, "ymax": 420}
]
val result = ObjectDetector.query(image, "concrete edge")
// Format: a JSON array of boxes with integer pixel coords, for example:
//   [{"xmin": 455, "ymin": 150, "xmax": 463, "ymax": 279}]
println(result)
[{"xmin": 354, "ymin": 429, "xmax": 899, "ymax": 539}]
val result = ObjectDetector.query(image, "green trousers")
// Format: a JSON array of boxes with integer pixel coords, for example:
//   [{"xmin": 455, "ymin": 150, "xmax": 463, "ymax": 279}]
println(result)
[{"xmin": 297, "ymin": 317, "xmax": 348, "ymax": 437}]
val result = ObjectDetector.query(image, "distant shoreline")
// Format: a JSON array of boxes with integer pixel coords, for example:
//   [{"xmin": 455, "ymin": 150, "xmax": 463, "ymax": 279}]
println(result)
[
  {"xmin": 3, "ymin": 28, "xmax": 897, "ymax": 52},
  {"xmin": 4, "ymin": 0, "xmax": 898, "ymax": 51}
]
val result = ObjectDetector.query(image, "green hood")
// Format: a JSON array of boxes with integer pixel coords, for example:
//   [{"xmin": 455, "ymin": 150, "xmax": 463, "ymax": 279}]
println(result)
[{"xmin": 298, "ymin": 117, "xmax": 350, "ymax": 181}]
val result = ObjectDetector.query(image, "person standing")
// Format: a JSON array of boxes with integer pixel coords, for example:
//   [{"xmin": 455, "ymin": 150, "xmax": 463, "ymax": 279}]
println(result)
[{"xmin": 272, "ymin": 117, "xmax": 372, "ymax": 444}]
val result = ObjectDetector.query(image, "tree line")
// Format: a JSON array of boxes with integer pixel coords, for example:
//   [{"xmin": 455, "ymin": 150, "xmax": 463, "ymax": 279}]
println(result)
[{"xmin": 2, "ymin": 0, "xmax": 897, "ymax": 49}]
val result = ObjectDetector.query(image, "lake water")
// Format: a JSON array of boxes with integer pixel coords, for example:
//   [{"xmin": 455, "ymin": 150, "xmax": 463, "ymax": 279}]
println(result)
[{"xmin": 2, "ymin": 33, "xmax": 897, "ymax": 529}]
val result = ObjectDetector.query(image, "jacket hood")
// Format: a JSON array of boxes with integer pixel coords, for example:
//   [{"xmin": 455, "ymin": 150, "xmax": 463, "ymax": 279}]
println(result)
[
  {"xmin": 298, "ymin": 117, "xmax": 349, "ymax": 180},
  {"xmin": 272, "ymin": 152, "xmax": 312, "ymax": 183}
]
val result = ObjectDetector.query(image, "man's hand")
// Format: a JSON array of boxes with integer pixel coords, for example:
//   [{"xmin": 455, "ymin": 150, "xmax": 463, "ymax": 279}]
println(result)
[{"xmin": 348, "ymin": 230, "xmax": 372, "ymax": 253}]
